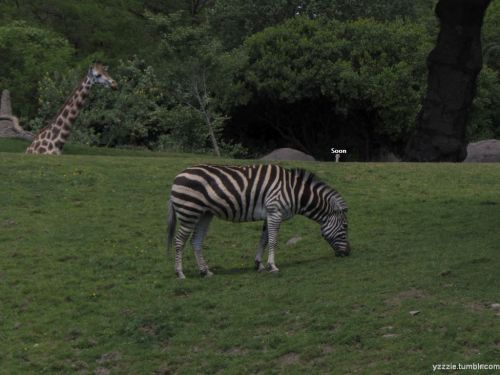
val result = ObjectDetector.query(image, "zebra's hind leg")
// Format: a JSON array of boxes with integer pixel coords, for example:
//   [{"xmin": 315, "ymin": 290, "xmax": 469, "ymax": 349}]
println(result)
[
  {"xmin": 255, "ymin": 220, "xmax": 268, "ymax": 272},
  {"xmin": 265, "ymin": 213, "xmax": 281, "ymax": 273},
  {"xmin": 192, "ymin": 213, "xmax": 214, "ymax": 277},
  {"xmin": 174, "ymin": 223, "xmax": 195, "ymax": 279}
]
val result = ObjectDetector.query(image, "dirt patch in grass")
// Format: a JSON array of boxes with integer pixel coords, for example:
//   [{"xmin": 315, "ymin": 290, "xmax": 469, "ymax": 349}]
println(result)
[
  {"xmin": 278, "ymin": 352, "xmax": 300, "ymax": 366},
  {"xmin": 94, "ymin": 368, "xmax": 110, "ymax": 375},
  {"xmin": 322, "ymin": 345, "xmax": 335, "ymax": 354},
  {"xmin": 96, "ymin": 351, "xmax": 122, "ymax": 365},
  {"xmin": 66, "ymin": 359, "xmax": 89, "ymax": 372},
  {"xmin": 94, "ymin": 351, "xmax": 122, "ymax": 375},
  {"xmin": 385, "ymin": 288, "xmax": 428, "ymax": 306},
  {"xmin": 382, "ymin": 333, "xmax": 399, "ymax": 339},
  {"xmin": 153, "ymin": 365, "xmax": 172, "ymax": 375},
  {"xmin": 224, "ymin": 347, "xmax": 250, "ymax": 356},
  {"xmin": 466, "ymin": 302, "xmax": 487, "ymax": 313}
]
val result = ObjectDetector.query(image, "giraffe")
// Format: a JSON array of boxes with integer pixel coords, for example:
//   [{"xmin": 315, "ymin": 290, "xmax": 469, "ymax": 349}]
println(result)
[{"xmin": 26, "ymin": 62, "xmax": 117, "ymax": 155}]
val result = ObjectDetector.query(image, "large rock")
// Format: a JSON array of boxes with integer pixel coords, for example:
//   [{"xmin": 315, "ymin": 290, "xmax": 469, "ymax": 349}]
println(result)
[
  {"xmin": 464, "ymin": 139, "xmax": 500, "ymax": 162},
  {"xmin": 260, "ymin": 148, "xmax": 315, "ymax": 161},
  {"xmin": 0, "ymin": 117, "xmax": 34, "ymax": 141},
  {"xmin": 0, "ymin": 89, "xmax": 34, "ymax": 141},
  {"xmin": 0, "ymin": 89, "xmax": 12, "ymax": 116}
]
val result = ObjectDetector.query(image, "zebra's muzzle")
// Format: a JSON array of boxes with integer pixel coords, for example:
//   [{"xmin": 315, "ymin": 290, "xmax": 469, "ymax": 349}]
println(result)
[{"xmin": 334, "ymin": 242, "xmax": 351, "ymax": 257}]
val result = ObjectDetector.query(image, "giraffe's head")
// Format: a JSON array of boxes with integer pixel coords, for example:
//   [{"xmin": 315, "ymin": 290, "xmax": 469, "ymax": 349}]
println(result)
[{"xmin": 89, "ymin": 62, "xmax": 118, "ymax": 90}]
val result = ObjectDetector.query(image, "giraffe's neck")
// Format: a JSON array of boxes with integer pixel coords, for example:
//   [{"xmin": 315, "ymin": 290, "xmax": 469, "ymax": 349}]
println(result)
[{"xmin": 26, "ymin": 73, "xmax": 94, "ymax": 154}]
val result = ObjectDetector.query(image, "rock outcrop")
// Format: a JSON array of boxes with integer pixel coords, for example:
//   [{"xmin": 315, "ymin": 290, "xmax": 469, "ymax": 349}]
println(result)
[
  {"xmin": 0, "ymin": 89, "xmax": 34, "ymax": 141},
  {"xmin": 260, "ymin": 148, "xmax": 315, "ymax": 161},
  {"xmin": 464, "ymin": 139, "xmax": 500, "ymax": 162}
]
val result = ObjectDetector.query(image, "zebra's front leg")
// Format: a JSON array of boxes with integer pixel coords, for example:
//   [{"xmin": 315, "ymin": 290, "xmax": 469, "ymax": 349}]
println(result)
[
  {"xmin": 255, "ymin": 220, "xmax": 268, "ymax": 272},
  {"xmin": 266, "ymin": 214, "xmax": 281, "ymax": 273},
  {"xmin": 192, "ymin": 213, "xmax": 214, "ymax": 277}
]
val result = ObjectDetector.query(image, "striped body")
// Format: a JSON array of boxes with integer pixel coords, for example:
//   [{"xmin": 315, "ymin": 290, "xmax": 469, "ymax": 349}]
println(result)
[{"xmin": 167, "ymin": 164, "xmax": 349, "ymax": 278}]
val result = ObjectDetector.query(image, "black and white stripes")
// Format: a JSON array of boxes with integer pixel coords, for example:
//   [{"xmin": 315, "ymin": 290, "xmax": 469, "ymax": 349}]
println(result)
[{"xmin": 167, "ymin": 164, "xmax": 350, "ymax": 278}]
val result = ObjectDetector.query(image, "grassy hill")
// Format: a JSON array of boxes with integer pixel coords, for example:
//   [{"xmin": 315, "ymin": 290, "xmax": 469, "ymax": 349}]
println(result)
[{"xmin": 1, "ymin": 141, "xmax": 499, "ymax": 374}]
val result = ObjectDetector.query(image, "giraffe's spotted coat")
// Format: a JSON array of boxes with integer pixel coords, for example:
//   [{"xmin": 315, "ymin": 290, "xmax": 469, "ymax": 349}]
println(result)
[{"xmin": 26, "ymin": 62, "xmax": 117, "ymax": 155}]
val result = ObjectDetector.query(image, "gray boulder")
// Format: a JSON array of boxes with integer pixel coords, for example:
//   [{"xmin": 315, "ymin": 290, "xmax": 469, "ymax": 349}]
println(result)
[
  {"xmin": 464, "ymin": 139, "xmax": 500, "ymax": 162},
  {"xmin": 260, "ymin": 148, "xmax": 315, "ymax": 161},
  {"xmin": 0, "ymin": 89, "xmax": 34, "ymax": 141}
]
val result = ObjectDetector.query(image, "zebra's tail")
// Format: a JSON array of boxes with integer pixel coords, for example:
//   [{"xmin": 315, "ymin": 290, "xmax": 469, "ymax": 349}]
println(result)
[{"xmin": 166, "ymin": 198, "xmax": 176, "ymax": 256}]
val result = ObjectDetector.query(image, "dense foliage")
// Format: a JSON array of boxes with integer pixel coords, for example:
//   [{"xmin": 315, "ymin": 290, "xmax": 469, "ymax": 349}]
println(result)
[
  {"xmin": 0, "ymin": 0, "xmax": 499, "ymax": 159},
  {"xmin": 228, "ymin": 17, "xmax": 432, "ymax": 159},
  {"xmin": 30, "ymin": 58, "xmax": 169, "ymax": 148},
  {"xmin": 0, "ymin": 22, "xmax": 74, "ymax": 118}
]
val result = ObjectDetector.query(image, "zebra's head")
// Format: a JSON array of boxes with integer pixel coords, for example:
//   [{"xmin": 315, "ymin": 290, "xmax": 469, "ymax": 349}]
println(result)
[{"xmin": 320, "ymin": 196, "xmax": 350, "ymax": 257}]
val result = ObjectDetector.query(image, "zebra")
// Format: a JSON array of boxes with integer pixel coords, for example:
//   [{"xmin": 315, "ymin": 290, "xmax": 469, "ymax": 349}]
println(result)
[{"xmin": 167, "ymin": 164, "xmax": 350, "ymax": 279}]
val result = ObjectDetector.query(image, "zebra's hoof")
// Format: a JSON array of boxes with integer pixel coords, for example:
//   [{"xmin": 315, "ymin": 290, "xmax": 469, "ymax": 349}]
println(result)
[
  {"xmin": 176, "ymin": 271, "xmax": 186, "ymax": 279},
  {"xmin": 267, "ymin": 264, "xmax": 279, "ymax": 273},
  {"xmin": 255, "ymin": 261, "xmax": 266, "ymax": 272},
  {"xmin": 200, "ymin": 269, "xmax": 214, "ymax": 277}
]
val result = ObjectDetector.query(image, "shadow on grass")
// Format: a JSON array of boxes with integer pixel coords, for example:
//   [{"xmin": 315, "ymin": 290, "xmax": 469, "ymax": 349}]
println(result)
[{"xmin": 212, "ymin": 254, "xmax": 337, "ymax": 275}]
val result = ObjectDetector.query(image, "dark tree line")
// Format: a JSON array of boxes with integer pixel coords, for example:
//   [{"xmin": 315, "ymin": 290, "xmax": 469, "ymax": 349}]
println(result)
[{"xmin": 0, "ymin": 0, "xmax": 498, "ymax": 160}]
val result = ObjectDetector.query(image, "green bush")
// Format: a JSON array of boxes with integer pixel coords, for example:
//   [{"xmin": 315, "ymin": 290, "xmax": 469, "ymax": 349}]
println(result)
[
  {"xmin": 231, "ymin": 17, "xmax": 433, "ymax": 158},
  {"xmin": 0, "ymin": 21, "xmax": 75, "ymax": 119},
  {"xmin": 468, "ymin": 66, "xmax": 500, "ymax": 141},
  {"xmin": 31, "ymin": 57, "xmax": 168, "ymax": 148},
  {"xmin": 31, "ymin": 56, "xmax": 247, "ymax": 155},
  {"xmin": 154, "ymin": 105, "xmax": 209, "ymax": 152}
]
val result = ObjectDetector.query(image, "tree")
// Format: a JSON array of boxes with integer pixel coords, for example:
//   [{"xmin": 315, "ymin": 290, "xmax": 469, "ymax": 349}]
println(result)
[
  {"xmin": 0, "ymin": 21, "xmax": 74, "ymax": 119},
  {"xmin": 405, "ymin": 0, "xmax": 493, "ymax": 162},
  {"xmin": 209, "ymin": 0, "xmax": 301, "ymax": 50},
  {"xmin": 149, "ymin": 11, "xmax": 242, "ymax": 156},
  {"xmin": 300, "ymin": 0, "xmax": 435, "ymax": 21},
  {"xmin": 0, "ymin": 1, "xmax": 159, "ymax": 62},
  {"xmin": 31, "ymin": 57, "xmax": 169, "ymax": 148},
  {"xmin": 209, "ymin": 0, "xmax": 436, "ymax": 51},
  {"xmin": 225, "ymin": 17, "xmax": 431, "ymax": 160},
  {"xmin": 468, "ymin": 66, "xmax": 500, "ymax": 140},
  {"xmin": 482, "ymin": 0, "xmax": 500, "ymax": 72},
  {"xmin": 470, "ymin": 2, "xmax": 500, "ymax": 140}
]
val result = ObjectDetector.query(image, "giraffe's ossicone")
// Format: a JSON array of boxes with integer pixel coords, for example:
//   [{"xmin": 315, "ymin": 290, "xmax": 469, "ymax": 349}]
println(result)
[{"xmin": 26, "ymin": 62, "xmax": 117, "ymax": 155}]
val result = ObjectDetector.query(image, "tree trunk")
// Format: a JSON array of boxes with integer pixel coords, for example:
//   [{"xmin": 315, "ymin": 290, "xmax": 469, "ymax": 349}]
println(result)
[
  {"xmin": 405, "ymin": 0, "xmax": 492, "ymax": 162},
  {"xmin": 203, "ymin": 111, "xmax": 221, "ymax": 157}
]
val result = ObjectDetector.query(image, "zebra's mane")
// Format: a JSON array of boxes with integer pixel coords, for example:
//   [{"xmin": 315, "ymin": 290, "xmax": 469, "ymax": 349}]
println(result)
[{"xmin": 292, "ymin": 168, "xmax": 348, "ymax": 211}]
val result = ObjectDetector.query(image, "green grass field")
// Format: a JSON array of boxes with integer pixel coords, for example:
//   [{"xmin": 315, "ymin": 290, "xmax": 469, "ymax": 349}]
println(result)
[{"xmin": 1, "ymin": 139, "xmax": 499, "ymax": 374}]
